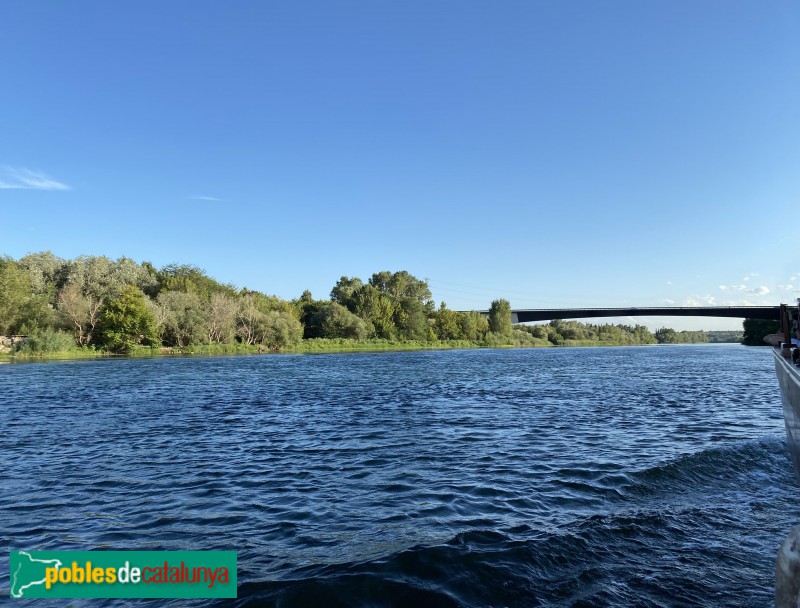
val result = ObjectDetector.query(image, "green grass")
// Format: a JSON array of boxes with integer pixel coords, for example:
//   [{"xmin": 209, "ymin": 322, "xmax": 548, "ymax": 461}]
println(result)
[
  {"xmin": 296, "ymin": 338, "xmax": 486, "ymax": 353},
  {"xmin": 2, "ymin": 338, "xmax": 493, "ymax": 360},
  {"xmin": 560, "ymin": 339, "xmax": 657, "ymax": 347},
  {"xmin": 137, "ymin": 343, "xmax": 263, "ymax": 356},
  {"xmin": 2, "ymin": 335, "xmax": 673, "ymax": 362},
  {"xmin": 2, "ymin": 348, "xmax": 105, "ymax": 361}
]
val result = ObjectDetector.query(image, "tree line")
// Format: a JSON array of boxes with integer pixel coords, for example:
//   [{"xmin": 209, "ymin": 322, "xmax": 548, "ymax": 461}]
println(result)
[
  {"xmin": 0, "ymin": 253, "xmax": 497, "ymax": 353},
  {"xmin": 0, "ymin": 252, "xmax": 731, "ymax": 354}
]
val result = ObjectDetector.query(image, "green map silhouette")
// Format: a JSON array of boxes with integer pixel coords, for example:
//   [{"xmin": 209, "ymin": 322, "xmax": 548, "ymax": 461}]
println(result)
[{"xmin": 10, "ymin": 552, "xmax": 62, "ymax": 598}]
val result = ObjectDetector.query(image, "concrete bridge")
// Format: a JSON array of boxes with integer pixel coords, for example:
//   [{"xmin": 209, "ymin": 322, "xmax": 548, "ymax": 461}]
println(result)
[{"xmin": 507, "ymin": 306, "xmax": 781, "ymax": 324}]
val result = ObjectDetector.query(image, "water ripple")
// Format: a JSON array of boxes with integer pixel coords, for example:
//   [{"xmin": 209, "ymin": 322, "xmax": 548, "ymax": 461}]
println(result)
[{"xmin": 1, "ymin": 345, "xmax": 797, "ymax": 606}]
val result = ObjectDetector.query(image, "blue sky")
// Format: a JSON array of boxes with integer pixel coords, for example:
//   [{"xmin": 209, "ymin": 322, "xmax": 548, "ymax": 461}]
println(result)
[{"xmin": 2, "ymin": 1, "xmax": 798, "ymax": 330}]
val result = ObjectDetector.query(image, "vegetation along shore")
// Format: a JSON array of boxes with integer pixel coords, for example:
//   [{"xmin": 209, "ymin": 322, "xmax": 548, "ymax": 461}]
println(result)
[{"xmin": 0, "ymin": 253, "xmax": 751, "ymax": 360}]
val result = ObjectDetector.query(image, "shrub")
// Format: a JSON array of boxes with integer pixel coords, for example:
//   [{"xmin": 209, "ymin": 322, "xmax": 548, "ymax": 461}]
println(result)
[{"xmin": 16, "ymin": 328, "xmax": 78, "ymax": 354}]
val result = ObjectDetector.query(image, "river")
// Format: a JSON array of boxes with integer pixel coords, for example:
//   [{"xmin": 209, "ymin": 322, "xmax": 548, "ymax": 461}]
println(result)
[{"xmin": 1, "ymin": 344, "xmax": 796, "ymax": 606}]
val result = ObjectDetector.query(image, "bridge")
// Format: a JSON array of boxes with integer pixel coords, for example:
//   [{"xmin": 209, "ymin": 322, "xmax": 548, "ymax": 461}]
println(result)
[{"xmin": 507, "ymin": 306, "xmax": 781, "ymax": 324}]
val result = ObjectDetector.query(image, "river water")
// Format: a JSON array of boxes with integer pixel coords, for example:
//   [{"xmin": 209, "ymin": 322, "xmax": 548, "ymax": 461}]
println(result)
[{"xmin": 1, "ymin": 344, "xmax": 796, "ymax": 607}]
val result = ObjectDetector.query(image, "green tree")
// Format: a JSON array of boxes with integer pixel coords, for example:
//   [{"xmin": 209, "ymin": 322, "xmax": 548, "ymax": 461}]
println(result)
[
  {"xmin": 550, "ymin": 319, "xmax": 591, "ymax": 340},
  {"xmin": 350, "ymin": 285, "xmax": 397, "ymax": 339},
  {"xmin": 525, "ymin": 325, "xmax": 548, "ymax": 340},
  {"xmin": 488, "ymin": 298, "xmax": 512, "ymax": 337},
  {"xmin": 632, "ymin": 324, "xmax": 657, "ymax": 344},
  {"xmin": 459, "ymin": 311, "xmax": 489, "ymax": 341},
  {"xmin": 742, "ymin": 318, "xmax": 781, "ymax": 346},
  {"xmin": 261, "ymin": 310, "xmax": 303, "ymax": 350},
  {"xmin": 0, "ymin": 257, "xmax": 52, "ymax": 335},
  {"xmin": 295, "ymin": 290, "xmax": 325, "ymax": 338},
  {"xmin": 393, "ymin": 298, "xmax": 429, "ymax": 340},
  {"xmin": 434, "ymin": 303, "xmax": 464, "ymax": 340},
  {"xmin": 156, "ymin": 264, "xmax": 237, "ymax": 300},
  {"xmin": 95, "ymin": 285, "xmax": 159, "ymax": 353},
  {"xmin": 655, "ymin": 327, "xmax": 678, "ymax": 343},
  {"xmin": 239, "ymin": 289, "xmax": 299, "ymax": 318},
  {"xmin": 330, "ymin": 276, "xmax": 364, "ymax": 309},
  {"xmin": 311, "ymin": 302, "xmax": 372, "ymax": 339},
  {"xmin": 0, "ymin": 257, "xmax": 30, "ymax": 334},
  {"xmin": 206, "ymin": 293, "xmax": 238, "ymax": 344},
  {"xmin": 17, "ymin": 295, "xmax": 53, "ymax": 334},
  {"xmin": 368, "ymin": 271, "xmax": 434, "ymax": 340},
  {"xmin": 18, "ymin": 251, "xmax": 67, "ymax": 298},
  {"xmin": 236, "ymin": 292, "xmax": 302, "ymax": 345},
  {"xmin": 64, "ymin": 256, "xmax": 156, "ymax": 299},
  {"xmin": 156, "ymin": 291, "xmax": 209, "ymax": 347},
  {"xmin": 57, "ymin": 283, "xmax": 103, "ymax": 346},
  {"xmin": 237, "ymin": 294, "xmax": 266, "ymax": 345},
  {"xmin": 369, "ymin": 270, "xmax": 433, "ymax": 305}
]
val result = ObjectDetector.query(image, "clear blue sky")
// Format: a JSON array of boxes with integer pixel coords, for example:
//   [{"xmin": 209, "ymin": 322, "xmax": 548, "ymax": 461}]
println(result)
[{"xmin": 2, "ymin": 1, "xmax": 798, "ymax": 330}]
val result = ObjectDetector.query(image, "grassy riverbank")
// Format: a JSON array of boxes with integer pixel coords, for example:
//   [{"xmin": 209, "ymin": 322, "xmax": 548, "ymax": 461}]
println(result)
[
  {"xmin": 3, "ymin": 255, "xmax": 733, "ymax": 361},
  {"xmin": 1, "ymin": 339, "xmax": 499, "ymax": 361},
  {"xmin": 2, "ymin": 336, "xmax": 728, "ymax": 362}
]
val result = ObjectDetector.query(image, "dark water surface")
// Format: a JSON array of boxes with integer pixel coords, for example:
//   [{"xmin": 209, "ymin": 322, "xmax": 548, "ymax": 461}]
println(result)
[{"xmin": 2, "ymin": 345, "xmax": 797, "ymax": 607}]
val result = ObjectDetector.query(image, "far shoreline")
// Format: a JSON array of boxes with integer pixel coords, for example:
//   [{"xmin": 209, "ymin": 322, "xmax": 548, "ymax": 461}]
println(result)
[{"xmin": 0, "ymin": 338, "xmax": 748, "ymax": 364}]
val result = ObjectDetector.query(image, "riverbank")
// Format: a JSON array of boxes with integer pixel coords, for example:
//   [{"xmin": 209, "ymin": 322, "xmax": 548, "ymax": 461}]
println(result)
[
  {"xmin": 0, "ymin": 339, "xmax": 514, "ymax": 361},
  {"xmin": 0, "ymin": 336, "xmax": 746, "ymax": 362}
]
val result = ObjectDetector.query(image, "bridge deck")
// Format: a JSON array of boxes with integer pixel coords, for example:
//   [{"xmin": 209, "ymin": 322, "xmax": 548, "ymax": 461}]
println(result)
[{"xmin": 508, "ymin": 306, "xmax": 780, "ymax": 323}]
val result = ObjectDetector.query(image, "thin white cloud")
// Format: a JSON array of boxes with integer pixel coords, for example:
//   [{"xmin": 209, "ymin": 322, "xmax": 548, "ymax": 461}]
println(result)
[
  {"xmin": 683, "ymin": 295, "xmax": 717, "ymax": 307},
  {"xmin": 664, "ymin": 299, "xmax": 675, "ymax": 305},
  {"xmin": 720, "ymin": 297, "xmax": 771, "ymax": 306},
  {"xmin": 719, "ymin": 284, "xmax": 746, "ymax": 291},
  {"xmin": 186, "ymin": 195, "xmax": 223, "ymax": 202},
  {"xmin": 746, "ymin": 286, "xmax": 770, "ymax": 296},
  {"xmin": 0, "ymin": 167, "xmax": 70, "ymax": 190},
  {"xmin": 779, "ymin": 284, "xmax": 795, "ymax": 291}
]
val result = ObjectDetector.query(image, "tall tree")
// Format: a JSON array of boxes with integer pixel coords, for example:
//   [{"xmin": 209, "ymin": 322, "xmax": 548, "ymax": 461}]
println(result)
[
  {"xmin": 206, "ymin": 293, "xmax": 238, "ymax": 344},
  {"xmin": 368, "ymin": 270, "xmax": 433, "ymax": 306},
  {"xmin": 742, "ymin": 318, "xmax": 781, "ymax": 346},
  {"xmin": 18, "ymin": 251, "xmax": 67, "ymax": 297},
  {"xmin": 459, "ymin": 310, "xmax": 489, "ymax": 341},
  {"xmin": 350, "ymin": 285, "xmax": 397, "ymax": 339},
  {"xmin": 367, "ymin": 271, "xmax": 434, "ymax": 339},
  {"xmin": 156, "ymin": 291, "xmax": 208, "ymax": 347},
  {"xmin": 393, "ymin": 298, "xmax": 429, "ymax": 340},
  {"xmin": 0, "ymin": 258, "xmax": 32, "ymax": 334},
  {"xmin": 95, "ymin": 285, "xmax": 159, "ymax": 353},
  {"xmin": 0, "ymin": 257, "xmax": 52, "ymax": 334},
  {"xmin": 434, "ymin": 303, "xmax": 463, "ymax": 340},
  {"xmin": 311, "ymin": 302, "xmax": 372, "ymax": 339},
  {"xmin": 488, "ymin": 298, "xmax": 513, "ymax": 337},
  {"xmin": 295, "ymin": 290, "xmax": 325, "ymax": 338},
  {"xmin": 57, "ymin": 283, "xmax": 103, "ymax": 346},
  {"xmin": 64, "ymin": 256, "xmax": 155, "ymax": 299},
  {"xmin": 236, "ymin": 294, "xmax": 264, "ymax": 345},
  {"xmin": 330, "ymin": 276, "xmax": 363, "ymax": 309},
  {"xmin": 261, "ymin": 311, "xmax": 303, "ymax": 350},
  {"xmin": 156, "ymin": 264, "xmax": 236, "ymax": 300}
]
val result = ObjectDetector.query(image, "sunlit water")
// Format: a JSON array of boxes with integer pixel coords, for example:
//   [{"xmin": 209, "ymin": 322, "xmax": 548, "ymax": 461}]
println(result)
[{"xmin": 1, "ymin": 344, "xmax": 796, "ymax": 607}]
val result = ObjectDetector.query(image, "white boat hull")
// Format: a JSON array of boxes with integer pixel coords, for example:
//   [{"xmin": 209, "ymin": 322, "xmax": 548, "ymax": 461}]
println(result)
[{"xmin": 774, "ymin": 348, "xmax": 800, "ymax": 483}]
